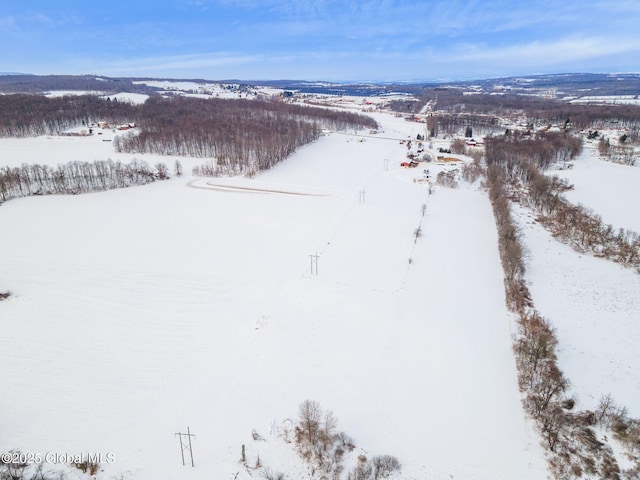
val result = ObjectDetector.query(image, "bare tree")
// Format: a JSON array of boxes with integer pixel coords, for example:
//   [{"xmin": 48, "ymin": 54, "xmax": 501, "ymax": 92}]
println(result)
[
  {"xmin": 450, "ymin": 138, "xmax": 466, "ymax": 154},
  {"xmin": 319, "ymin": 410, "xmax": 338, "ymax": 452},
  {"xmin": 298, "ymin": 400, "xmax": 322, "ymax": 447}
]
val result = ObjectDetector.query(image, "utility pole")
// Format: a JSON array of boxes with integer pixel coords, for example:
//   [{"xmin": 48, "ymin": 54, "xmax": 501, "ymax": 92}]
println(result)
[
  {"xmin": 309, "ymin": 252, "xmax": 319, "ymax": 276},
  {"xmin": 175, "ymin": 426, "xmax": 196, "ymax": 467}
]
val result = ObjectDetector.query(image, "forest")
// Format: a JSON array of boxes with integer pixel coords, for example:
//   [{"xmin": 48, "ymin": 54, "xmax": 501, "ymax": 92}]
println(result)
[
  {"xmin": 115, "ymin": 96, "xmax": 377, "ymax": 176},
  {"xmin": 0, "ymin": 94, "xmax": 377, "ymax": 177},
  {"xmin": 0, "ymin": 94, "xmax": 137, "ymax": 137}
]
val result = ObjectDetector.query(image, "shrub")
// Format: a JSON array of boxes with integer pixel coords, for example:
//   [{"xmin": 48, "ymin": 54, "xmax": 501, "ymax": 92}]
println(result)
[
  {"xmin": 261, "ymin": 467, "xmax": 284, "ymax": 480},
  {"xmin": 72, "ymin": 460, "xmax": 99, "ymax": 476},
  {"xmin": 435, "ymin": 170, "xmax": 458, "ymax": 188},
  {"xmin": 372, "ymin": 455, "xmax": 401, "ymax": 479}
]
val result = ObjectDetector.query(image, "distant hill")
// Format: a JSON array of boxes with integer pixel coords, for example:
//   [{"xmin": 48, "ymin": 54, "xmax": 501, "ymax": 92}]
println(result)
[
  {"xmin": 0, "ymin": 74, "xmax": 159, "ymax": 95},
  {"xmin": 440, "ymin": 73, "xmax": 640, "ymax": 97},
  {"xmin": 2, "ymin": 72, "xmax": 639, "ymax": 99}
]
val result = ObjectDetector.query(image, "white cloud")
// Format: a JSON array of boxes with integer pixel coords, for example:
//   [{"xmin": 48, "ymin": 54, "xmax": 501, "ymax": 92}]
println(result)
[
  {"xmin": 24, "ymin": 12, "xmax": 54, "ymax": 25},
  {"xmin": 0, "ymin": 15, "xmax": 19, "ymax": 31},
  {"xmin": 95, "ymin": 52, "xmax": 272, "ymax": 75}
]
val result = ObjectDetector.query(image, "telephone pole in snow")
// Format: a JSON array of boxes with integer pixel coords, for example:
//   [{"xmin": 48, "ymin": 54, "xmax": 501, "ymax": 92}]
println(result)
[
  {"xmin": 309, "ymin": 252, "xmax": 319, "ymax": 275},
  {"xmin": 175, "ymin": 426, "xmax": 195, "ymax": 467}
]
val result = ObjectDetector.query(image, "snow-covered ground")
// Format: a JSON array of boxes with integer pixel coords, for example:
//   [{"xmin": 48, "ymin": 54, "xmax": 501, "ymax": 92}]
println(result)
[
  {"xmin": 102, "ymin": 93, "xmax": 149, "ymax": 104},
  {"xmin": 39, "ymin": 80, "xmax": 284, "ymax": 104},
  {"xmin": 552, "ymin": 144, "xmax": 640, "ymax": 233},
  {"xmin": 44, "ymin": 91, "xmax": 150, "ymax": 105},
  {"xmin": 514, "ymin": 204, "xmax": 640, "ymax": 416},
  {"xmin": 132, "ymin": 80, "xmax": 281, "ymax": 99},
  {"xmin": 0, "ymin": 110, "xmax": 548, "ymax": 479},
  {"xmin": 45, "ymin": 90, "xmax": 108, "ymax": 98},
  {"xmin": 569, "ymin": 95, "xmax": 640, "ymax": 106},
  {"xmin": 0, "ymin": 126, "xmax": 172, "ymax": 169}
]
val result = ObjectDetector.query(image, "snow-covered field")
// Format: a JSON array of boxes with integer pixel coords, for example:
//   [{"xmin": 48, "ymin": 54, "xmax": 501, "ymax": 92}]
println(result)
[
  {"xmin": 515, "ymin": 205, "xmax": 640, "ymax": 416},
  {"xmin": 132, "ymin": 80, "xmax": 281, "ymax": 99},
  {"xmin": 552, "ymin": 144, "xmax": 640, "ymax": 233},
  {"xmin": 44, "ymin": 91, "xmax": 150, "ymax": 105},
  {"xmin": 0, "ymin": 128, "xmax": 155, "ymax": 167},
  {"xmin": 569, "ymin": 95, "xmax": 640, "ymax": 106},
  {"xmin": 1, "ymin": 110, "xmax": 548, "ymax": 479}
]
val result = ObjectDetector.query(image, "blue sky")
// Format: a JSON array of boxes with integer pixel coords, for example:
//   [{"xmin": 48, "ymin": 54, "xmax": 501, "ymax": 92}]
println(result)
[{"xmin": 1, "ymin": 0, "xmax": 639, "ymax": 82}]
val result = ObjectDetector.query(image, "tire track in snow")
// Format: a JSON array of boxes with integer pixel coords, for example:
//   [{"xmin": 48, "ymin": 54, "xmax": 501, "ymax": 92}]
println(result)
[{"xmin": 187, "ymin": 179, "xmax": 329, "ymax": 196}]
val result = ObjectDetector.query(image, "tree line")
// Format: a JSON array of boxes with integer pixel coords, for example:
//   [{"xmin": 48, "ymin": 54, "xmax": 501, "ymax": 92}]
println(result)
[
  {"xmin": 485, "ymin": 131, "xmax": 583, "ymax": 170},
  {"xmin": 0, "ymin": 160, "xmax": 167, "ymax": 204},
  {"xmin": 485, "ymin": 133, "xmax": 640, "ymax": 271},
  {"xmin": 414, "ymin": 88, "xmax": 640, "ymax": 144},
  {"xmin": 486, "ymin": 162, "xmax": 622, "ymax": 479},
  {"xmin": 483, "ymin": 133, "xmax": 640, "ymax": 479},
  {"xmin": 426, "ymin": 112, "xmax": 504, "ymax": 138},
  {"xmin": 0, "ymin": 74, "xmax": 159, "ymax": 95},
  {"xmin": 420, "ymin": 88, "xmax": 640, "ymax": 130}
]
